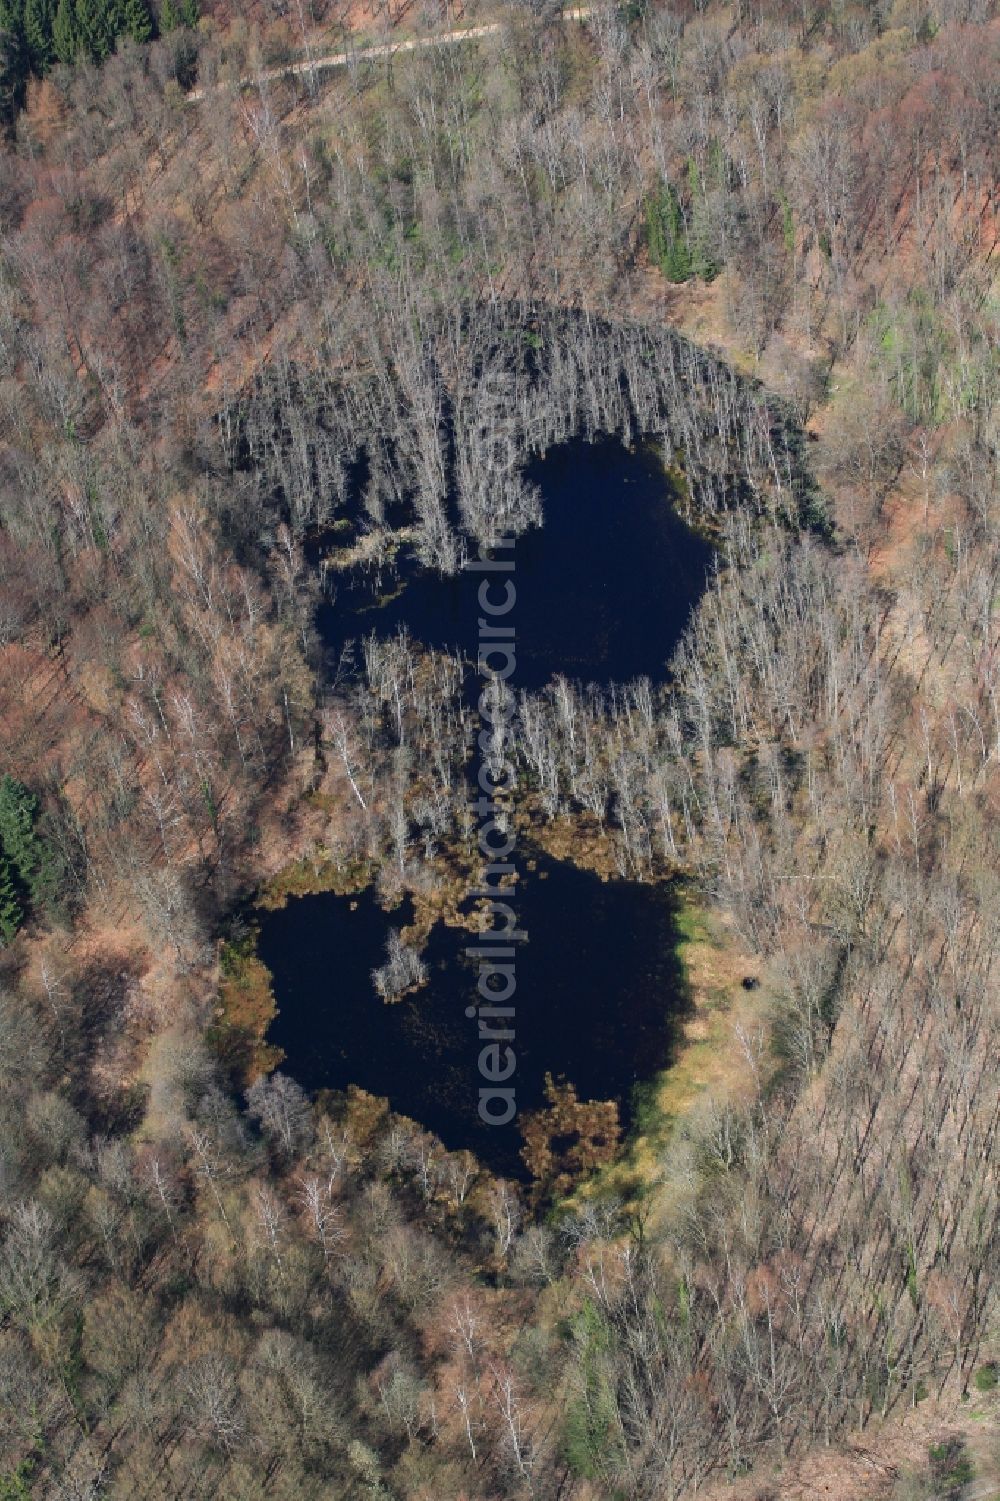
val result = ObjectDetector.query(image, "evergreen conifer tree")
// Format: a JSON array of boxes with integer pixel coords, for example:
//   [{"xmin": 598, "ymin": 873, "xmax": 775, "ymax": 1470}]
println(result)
[
  {"xmin": 104, "ymin": 0, "xmax": 126, "ymax": 39},
  {"xmin": 0, "ymin": 0, "xmax": 26, "ymax": 41},
  {"xmin": 645, "ymin": 180, "xmax": 693, "ymax": 284},
  {"xmin": 0, "ymin": 850, "xmax": 23, "ymax": 945},
  {"xmin": 51, "ymin": 0, "xmax": 76, "ymax": 61},
  {"xmin": 0, "ymin": 0, "xmax": 26, "ymax": 113},
  {"xmin": 0, "ymin": 776, "xmax": 58, "ymax": 914},
  {"xmin": 685, "ymin": 158, "xmax": 721, "ymax": 283},
  {"xmin": 122, "ymin": 0, "xmax": 151, "ymax": 42},
  {"xmin": 74, "ymin": 0, "xmax": 111, "ymax": 60},
  {"xmin": 0, "ymin": 25, "xmax": 25, "ymax": 121},
  {"xmin": 0, "ymin": 776, "xmax": 39, "ymax": 870},
  {"xmin": 23, "ymin": 0, "xmax": 54, "ymax": 71}
]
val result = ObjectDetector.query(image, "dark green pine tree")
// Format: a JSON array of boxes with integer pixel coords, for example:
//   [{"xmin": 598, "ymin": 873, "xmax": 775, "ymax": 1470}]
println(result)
[
  {"xmin": 160, "ymin": 0, "xmax": 194, "ymax": 29},
  {"xmin": 0, "ymin": 775, "xmax": 58, "ymax": 914},
  {"xmin": 51, "ymin": 0, "xmax": 75, "ymax": 60},
  {"xmin": 685, "ymin": 157, "xmax": 722, "ymax": 283},
  {"xmin": 0, "ymin": 850, "xmax": 23, "ymax": 946},
  {"xmin": 104, "ymin": 0, "xmax": 125, "ymax": 40},
  {"xmin": 0, "ymin": 0, "xmax": 27, "ymax": 118},
  {"xmin": 0, "ymin": 27, "xmax": 24, "ymax": 122},
  {"xmin": 74, "ymin": 0, "xmax": 112, "ymax": 60},
  {"xmin": 121, "ymin": 0, "xmax": 151, "ymax": 42},
  {"xmin": 23, "ymin": 0, "xmax": 54, "ymax": 72},
  {"xmin": 0, "ymin": 775, "xmax": 38, "ymax": 870},
  {"xmin": 0, "ymin": 0, "xmax": 26, "ymax": 45},
  {"xmin": 645, "ymin": 179, "xmax": 693, "ymax": 285}
]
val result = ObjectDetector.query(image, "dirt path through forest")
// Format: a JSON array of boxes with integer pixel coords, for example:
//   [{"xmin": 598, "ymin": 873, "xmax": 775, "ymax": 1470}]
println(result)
[{"xmin": 187, "ymin": 6, "xmax": 591, "ymax": 100}]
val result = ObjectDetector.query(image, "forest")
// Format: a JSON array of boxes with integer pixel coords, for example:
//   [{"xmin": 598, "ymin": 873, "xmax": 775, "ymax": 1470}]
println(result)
[{"xmin": 0, "ymin": 0, "xmax": 997, "ymax": 1494}]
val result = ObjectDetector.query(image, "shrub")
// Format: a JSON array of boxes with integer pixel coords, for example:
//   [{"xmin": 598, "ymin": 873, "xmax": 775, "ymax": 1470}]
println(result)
[{"xmin": 928, "ymin": 1437, "xmax": 974, "ymax": 1500}]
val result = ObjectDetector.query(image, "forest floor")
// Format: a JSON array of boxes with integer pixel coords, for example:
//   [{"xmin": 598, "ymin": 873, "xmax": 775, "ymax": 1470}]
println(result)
[
  {"xmin": 702, "ymin": 1387, "xmax": 1000, "ymax": 1501},
  {"xmin": 567, "ymin": 895, "xmax": 773, "ymax": 1221}
]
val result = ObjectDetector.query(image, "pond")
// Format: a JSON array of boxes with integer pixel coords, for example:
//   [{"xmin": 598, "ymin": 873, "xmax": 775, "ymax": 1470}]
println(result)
[
  {"xmin": 261, "ymin": 435, "xmax": 709, "ymax": 1175},
  {"xmin": 316, "ymin": 435, "xmax": 713, "ymax": 690},
  {"xmin": 257, "ymin": 852, "xmax": 686, "ymax": 1178}
]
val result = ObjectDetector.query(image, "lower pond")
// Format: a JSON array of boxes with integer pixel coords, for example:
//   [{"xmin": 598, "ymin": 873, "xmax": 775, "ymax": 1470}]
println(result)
[{"xmin": 257, "ymin": 852, "xmax": 686, "ymax": 1178}]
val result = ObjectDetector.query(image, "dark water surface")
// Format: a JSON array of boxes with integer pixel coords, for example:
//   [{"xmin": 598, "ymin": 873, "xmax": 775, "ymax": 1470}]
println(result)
[
  {"xmin": 262, "ymin": 437, "xmax": 708, "ymax": 1172},
  {"xmin": 317, "ymin": 436, "xmax": 713, "ymax": 690},
  {"xmin": 257, "ymin": 853, "xmax": 685, "ymax": 1177}
]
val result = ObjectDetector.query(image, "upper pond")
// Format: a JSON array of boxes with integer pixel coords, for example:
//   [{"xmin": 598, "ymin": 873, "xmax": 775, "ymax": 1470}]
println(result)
[
  {"xmin": 316, "ymin": 435, "xmax": 713, "ymax": 690},
  {"xmin": 260, "ymin": 436, "xmax": 710, "ymax": 1175},
  {"xmin": 257, "ymin": 852, "xmax": 685, "ymax": 1179}
]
